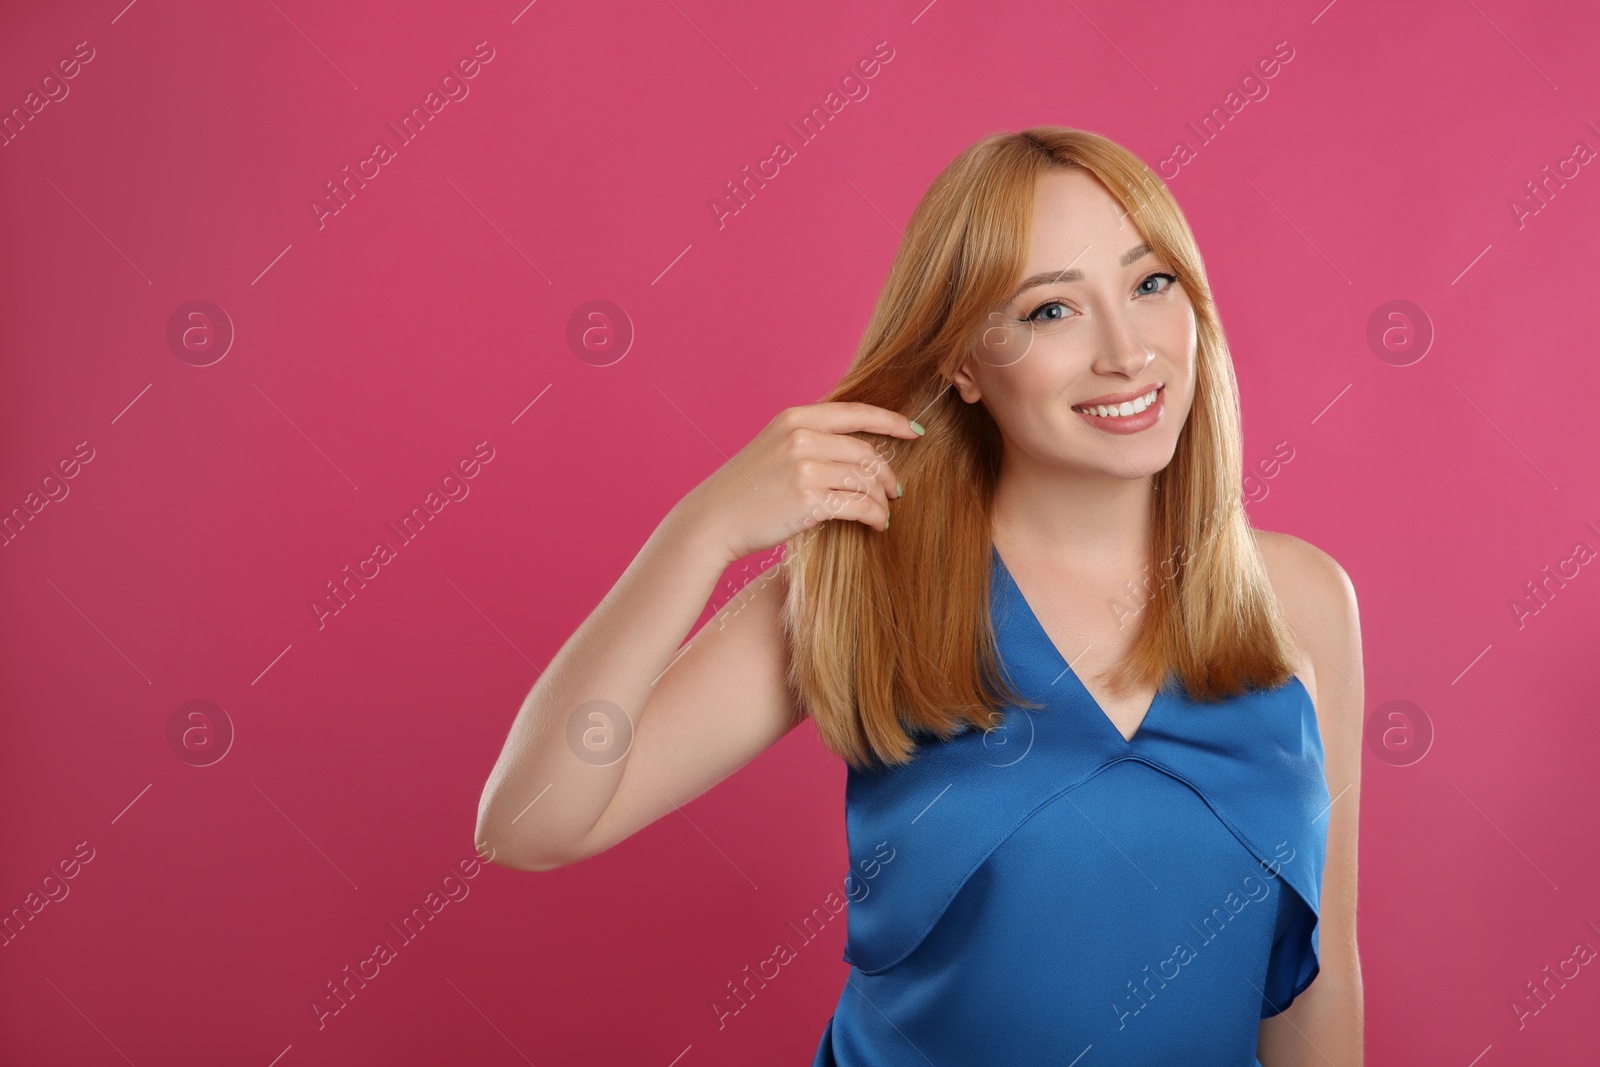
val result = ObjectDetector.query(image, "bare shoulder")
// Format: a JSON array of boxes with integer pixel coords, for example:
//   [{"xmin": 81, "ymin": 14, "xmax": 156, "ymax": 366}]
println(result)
[
  {"xmin": 1249, "ymin": 531, "xmax": 1368, "ymax": 1063},
  {"xmin": 1252, "ymin": 528, "xmax": 1357, "ymax": 614},
  {"xmin": 1251, "ymin": 528, "xmax": 1362, "ymax": 727}
]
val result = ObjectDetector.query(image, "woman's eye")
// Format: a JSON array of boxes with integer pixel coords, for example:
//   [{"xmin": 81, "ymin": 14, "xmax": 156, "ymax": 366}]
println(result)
[
  {"xmin": 1026, "ymin": 301, "xmax": 1069, "ymax": 324},
  {"xmin": 1023, "ymin": 272, "xmax": 1179, "ymax": 324}
]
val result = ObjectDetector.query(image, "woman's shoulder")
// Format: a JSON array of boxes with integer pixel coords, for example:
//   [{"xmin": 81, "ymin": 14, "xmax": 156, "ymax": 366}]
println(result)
[
  {"xmin": 1251, "ymin": 529, "xmax": 1356, "ymax": 620},
  {"xmin": 1250, "ymin": 528, "xmax": 1361, "ymax": 716}
]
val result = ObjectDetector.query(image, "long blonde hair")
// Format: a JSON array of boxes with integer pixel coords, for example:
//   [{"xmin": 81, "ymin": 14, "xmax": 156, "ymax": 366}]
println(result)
[{"xmin": 779, "ymin": 126, "xmax": 1301, "ymax": 771}]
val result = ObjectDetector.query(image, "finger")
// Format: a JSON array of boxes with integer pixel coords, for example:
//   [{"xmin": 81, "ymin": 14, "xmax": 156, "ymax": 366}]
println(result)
[
  {"xmin": 808, "ymin": 480, "xmax": 890, "ymax": 533},
  {"xmin": 803, "ymin": 401, "xmax": 924, "ymax": 441},
  {"xmin": 821, "ymin": 461, "xmax": 891, "ymax": 529},
  {"xmin": 838, "ymin": 436, "xmax": 901, "ymax": 502},
  {"xmin": 795, "ymin": 431, "xmax": 902, "ymax": 500}
]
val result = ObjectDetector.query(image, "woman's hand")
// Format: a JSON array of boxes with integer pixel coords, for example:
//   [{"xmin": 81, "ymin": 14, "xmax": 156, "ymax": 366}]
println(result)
[{"xmin": 681, "ymin": 402, "xmax": 923, "ymax": 565}]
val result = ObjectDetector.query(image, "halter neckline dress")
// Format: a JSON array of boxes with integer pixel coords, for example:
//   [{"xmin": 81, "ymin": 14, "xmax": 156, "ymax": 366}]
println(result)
[{"xmin": 811, "ymin": 543, "xmax": 1330, "ymax": 1066}]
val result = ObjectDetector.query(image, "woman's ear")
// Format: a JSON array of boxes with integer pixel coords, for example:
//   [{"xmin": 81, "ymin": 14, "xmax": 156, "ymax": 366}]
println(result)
[{"xmin": 950, "ymin": 354, "xmax": 982, "ymax": 404}]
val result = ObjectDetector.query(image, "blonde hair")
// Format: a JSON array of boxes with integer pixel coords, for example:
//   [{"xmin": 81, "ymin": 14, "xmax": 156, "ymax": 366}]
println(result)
[{"xmin": 779, "ymin": 126, "xmax": 1301, "ymax": 771}]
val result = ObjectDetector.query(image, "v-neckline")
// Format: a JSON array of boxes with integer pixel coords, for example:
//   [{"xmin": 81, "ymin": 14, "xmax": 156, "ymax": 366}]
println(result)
[{"xmin": 991, "ymin": 543, "xmax": 1165, "ymax": 746}]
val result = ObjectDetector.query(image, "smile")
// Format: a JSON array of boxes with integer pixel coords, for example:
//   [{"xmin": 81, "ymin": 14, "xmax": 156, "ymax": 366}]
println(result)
[
  {"xmin": 1072, "ymin": 385, "xmax": 1162, "ymax": 418},
  {"xmin": 1071, "ymin": 384, "xmax": 1165, "ymax": 435}
]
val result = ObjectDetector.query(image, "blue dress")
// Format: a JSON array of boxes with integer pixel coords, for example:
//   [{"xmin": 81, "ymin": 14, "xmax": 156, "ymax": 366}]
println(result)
[{"xmin": 812, "ymin": 544, "xmax": 1330, "ymax": 1066}]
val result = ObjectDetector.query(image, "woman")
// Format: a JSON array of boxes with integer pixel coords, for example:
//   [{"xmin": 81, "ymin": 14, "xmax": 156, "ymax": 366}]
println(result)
[{"xmin": 476, "ymin": 127, "xmax": 1364, "ymax": 1065}]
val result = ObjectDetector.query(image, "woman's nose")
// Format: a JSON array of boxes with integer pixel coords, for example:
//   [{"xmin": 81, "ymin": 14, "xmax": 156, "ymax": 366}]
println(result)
[{"xmin": 1094, "ymin": 307, "xmax": 1155, "ymax": 376}]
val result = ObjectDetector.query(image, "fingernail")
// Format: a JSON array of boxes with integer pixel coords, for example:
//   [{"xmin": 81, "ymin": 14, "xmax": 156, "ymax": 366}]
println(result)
[
  {"xmin": 885, "ymin": 513, "xmax": 890, "ymax": 530},
  {"xmin": 895, "ymin": 480, "xmax": 903, "ymax": 498},
  {"xmin": 910, "ymin": 420, "xmax": 925, "ymax": 436}
]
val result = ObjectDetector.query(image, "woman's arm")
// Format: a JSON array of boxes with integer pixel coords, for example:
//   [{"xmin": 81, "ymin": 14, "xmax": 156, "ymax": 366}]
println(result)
[
  {"xmin": 475, "ymin": 403, "xmax": 912, "ymax": 871},
  {"xmin": 1257, "ymin": 533, "xmax": 1366, "ymax": 1065},
  {"xmin": 474, "ymin": 502, "xmax": 771, "ymax": 871}
]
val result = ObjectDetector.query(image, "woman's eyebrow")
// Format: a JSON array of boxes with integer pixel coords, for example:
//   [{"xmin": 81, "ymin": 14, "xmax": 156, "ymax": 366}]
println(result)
[{"xmin": 1007, "ymin": 242, "xmax": 1153, "ymax": 302}]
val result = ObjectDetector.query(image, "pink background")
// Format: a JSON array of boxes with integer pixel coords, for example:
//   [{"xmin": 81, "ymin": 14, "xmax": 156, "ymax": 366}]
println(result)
[{"xmin": 3, "ymin": 0, "xmax": 1598, "ymax": 1063}]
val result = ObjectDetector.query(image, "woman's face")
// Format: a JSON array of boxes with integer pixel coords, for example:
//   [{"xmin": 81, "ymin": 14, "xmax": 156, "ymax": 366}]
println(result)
[{"xmin": 953, "ymin": 167, "xmax": 1198, "ymax": 481}]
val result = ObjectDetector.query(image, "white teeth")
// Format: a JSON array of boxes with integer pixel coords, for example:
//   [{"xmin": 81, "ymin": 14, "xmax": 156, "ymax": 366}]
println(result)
[{"xmin": 1078, "ymin": 387, "xmax": 1159, "ymax": 418}]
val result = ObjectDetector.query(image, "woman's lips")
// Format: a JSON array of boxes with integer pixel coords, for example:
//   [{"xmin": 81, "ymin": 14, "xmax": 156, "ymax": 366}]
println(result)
[{"xmin": 1072, "ymin": 385, "xmax": 1165, "ymax": 434}]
